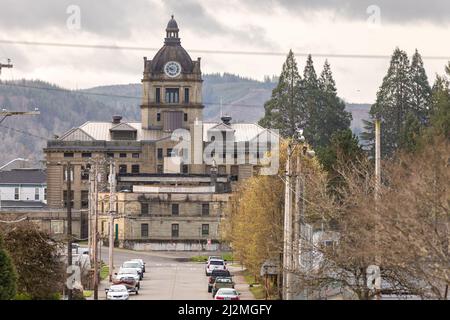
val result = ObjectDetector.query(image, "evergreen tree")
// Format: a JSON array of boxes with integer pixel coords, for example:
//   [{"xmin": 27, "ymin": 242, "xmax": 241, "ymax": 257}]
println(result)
[
  {"xmin": 302, "ymin": 55, "xmax": 321, "ymax": 145},
  {"xmin": 0, "ymin": 234, "xmax": 17, "ymax": 300},
  {"xmin": 427, "ymin": 75, "xmax": 450, "ymax": 139},
  {"xmin": 316, "ymin": 60, "xmax": 352, "ymax": 148},
  {"xmin": 259, "ymin": 50, "xmax": 304, "ymax": 137},
  {"xmin": 362, "ymin": 48, "xmax": 414, "ymax": 157},
  {"xmin": 410, "ymin": 49, "xmax": 432, "ymax": 122}
]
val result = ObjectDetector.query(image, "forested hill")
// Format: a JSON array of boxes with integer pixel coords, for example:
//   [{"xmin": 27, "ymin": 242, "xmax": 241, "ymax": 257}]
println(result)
[{"xmin": 0, "ymin": 74, "xmax": 369, "ymax": 165}]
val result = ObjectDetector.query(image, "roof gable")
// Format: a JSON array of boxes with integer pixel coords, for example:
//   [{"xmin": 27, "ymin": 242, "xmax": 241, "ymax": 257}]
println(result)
[
  {"xmin": 110, "ymin": 123, "xmax": 137, "ymax": 132},
  {"xmin": 59, "ymin": 128, "xmax": 95, "ymax": 141}
]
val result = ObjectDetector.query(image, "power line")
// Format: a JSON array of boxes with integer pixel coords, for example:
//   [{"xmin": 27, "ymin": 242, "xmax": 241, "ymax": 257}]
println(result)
[
  {"xmin": 0, "ymin": 124, "xmax": 49, "ymax": 140},
  {"xmin": 1, "ymin": 39, "xmax": 449, "ymax": 60},
  {"xmin": 0, "ymin": 82, "xmax": 268, "ymax": 108}
]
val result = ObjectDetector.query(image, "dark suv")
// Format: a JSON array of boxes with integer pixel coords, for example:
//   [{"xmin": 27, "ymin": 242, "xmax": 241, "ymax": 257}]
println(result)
[{"xmin": 208, "ymin": 269, "xmax": 231, "ymax": 293}]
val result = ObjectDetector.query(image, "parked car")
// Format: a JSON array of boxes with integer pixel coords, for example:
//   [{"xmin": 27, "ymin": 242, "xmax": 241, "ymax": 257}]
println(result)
[
  {"xmin": 207, "ymin": 256, "xmax": 222, "ymax": 262},
  {"xmin": 212, "ymin": 276, "xmax": 235, "ymax": 298},
  {"xmin": 131, "ymin": 259, "xmax": 146, "ymax": 273},
  {"xmin": 208, "ymin": 269, "xmax": 231, "ymax": 292},
  {"xmin": 214, "ymin": 288, "xmax": 240, "ymax": 300},
  {"xmin": 113, "ymin": 268, "xmax": 140, "ymax": 293},
  {"xmin": 205, "ymin": 259, "xmax": 226, "ymax": 276},
  {"xmin": 122, "ymin": 261, "xmax": 144, "ymax": 279},
  {"xmin": 105, "ymin": 284, "xmax": 130, "ymax": 300}
]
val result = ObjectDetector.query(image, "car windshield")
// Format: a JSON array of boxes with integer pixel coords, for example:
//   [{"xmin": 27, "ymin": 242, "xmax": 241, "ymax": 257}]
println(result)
[
  {"xmin": 123, "ymin": 262, "xmax": 140, "ymax": 268},
  {"xmin": 216, "ymin": 278, "xmax": 232, "ymax": 283},
  {"xmin": 109, "ymin": 286, "xmax": 127, "ymax": 292},
  {"xmin": 119, "ymin": 268, "xmax": 137, "ymax": 275},
  {"xmin": 210, "ymin": 260, "xmax": 224, "ymax": 265},
  {"xmin": 219, "ymin": 289, "xmax": 237, "ymax": 296}
]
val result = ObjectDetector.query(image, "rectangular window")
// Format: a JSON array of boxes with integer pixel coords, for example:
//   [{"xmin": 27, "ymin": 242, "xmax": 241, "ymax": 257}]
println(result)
[
  {"xmin": 132, "ymin": 153, "xmax": 140, "ymax": 159},
  {"xmin": 167, "ymin": 148, "xmax": 173, "ymax": 157},
  {"xmin": 172, "ymin": 203, "xmax": 179, "ymax": 216},
  {"xmin": 119, "ymin": 153, "xmax": 127, "ymax": 158},
  {"xmin": 141, "ymin": 203, "xmax": 149, "ymax": 215},
  {"xmin": 35, "ymin": 187, "xmax": 40, "ymax": 201},
  {"xmin": 64, "ymin": 152, "xmax": 74, "ymax": 158},
  {"xmin": 184, "ymin": 113, "xmax": 188, "ymax": 122},
  {"xmin": 202, "ymin": 203, "xmax": 210, "ymax": 216},
  {"xmin": 184, "ymin": 88, "xmax": 189, "ymax": 103},
  {"xmin": 182, "ymin": 165, "xmax": 188, "ymax": 174},
  {"xmin": 131, "ymin": 164, "xmax": 140, "ymax": 174},
  {"xmin": 141, "ymin": 224, "xmax": 149, "ymax": 238},
  {"xmin": 81, "ymin": 152, "xmax": 92, "ymax": 158},
  {"xmin": 106, "ymin": 152, "xmax": 114, "ymax": 158},
  {"xmin": 63, "ymin": 166, "xmax": 74, "ymax": 181},
  {"xmin": 63, "ymin": 190, "xmax": 74, "ymax": 208},
  {"xmin": 165, "ymin": 88, "xmax": 179, "ymax": 103},
  {"xmin": 157, "ymin": 113, "xmax": 161, "ymax": 122},
  {"xmin": 14, "ymin": 187, "xmax": 19, "ymax": 200},
  {"xmin": 44, "ymin": 188, "xmax": 47, "ymax": 201},
  {"xmin": 172, "ymin": 224, "xmax": 179, "ymax": 238},
  {"xmin": 51, "ymin": 220, "xmax": 64, "ymax": 234},
  {"xmin": 81, "ymin": 164, "xmax": 90, "ymax": 180},
  {"xmin": 202, "ymin": 224, "xmax": 209, "ymax": 236},
  {"xmin": 157, "ymin": 148, "xmax": 163, "ymax": 160},
  {"xmin": 119, "ymin": 165, "xmax": 127, "ymax": 174},
  {"xmin": 81, "ymin": 190, "xmax": 89, "ymax": 209},
  {"xmin": 156, "ymin": 88, "xmax": 161, "ymax": 103}
]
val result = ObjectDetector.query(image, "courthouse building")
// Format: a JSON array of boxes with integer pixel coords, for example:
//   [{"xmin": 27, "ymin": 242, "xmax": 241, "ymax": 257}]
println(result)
[{"xmin": 44, "ymin": 16, "xmax": 277, "ymax": 250}]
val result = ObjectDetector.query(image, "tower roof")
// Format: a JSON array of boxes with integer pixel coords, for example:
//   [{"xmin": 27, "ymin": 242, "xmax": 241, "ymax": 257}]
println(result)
[
  {"xmin": 150, "ymin": 15, "xmax": 194, "ymax": 74},
  {"xmin": 166, "ymin": 15, "xmax": 179, "ymax": 31}
]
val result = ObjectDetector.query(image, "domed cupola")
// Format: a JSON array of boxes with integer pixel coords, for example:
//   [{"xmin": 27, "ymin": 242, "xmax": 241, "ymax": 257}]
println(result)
[
  {"xmin": 150, "ymin": 15, "xmax": 194, "ymax": 74},
  {"xmin": 165, "ymin": 15, "xmax": 180, "ymax": 45}
]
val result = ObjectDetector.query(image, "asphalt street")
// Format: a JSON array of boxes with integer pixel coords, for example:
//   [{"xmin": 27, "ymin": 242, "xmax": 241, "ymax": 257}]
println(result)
[{"xmin": 90, "ymin": 246, "xmax": 254, "ymax": 300}]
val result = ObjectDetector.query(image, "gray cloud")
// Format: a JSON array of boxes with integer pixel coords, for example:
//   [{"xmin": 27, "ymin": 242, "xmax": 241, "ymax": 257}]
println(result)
[
  {"xmin": 243, "ymin": 0, "xmax": 450, "ymax": 24},
  {"xmin": 0, "ymin": 0, "xmax": 157, "ymax": 38}
]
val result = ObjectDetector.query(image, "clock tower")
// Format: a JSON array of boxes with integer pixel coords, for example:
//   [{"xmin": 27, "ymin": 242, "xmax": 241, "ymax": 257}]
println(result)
[{"xmin": 141, "ymin": 15, "xmax": 204, "ymax": 131}]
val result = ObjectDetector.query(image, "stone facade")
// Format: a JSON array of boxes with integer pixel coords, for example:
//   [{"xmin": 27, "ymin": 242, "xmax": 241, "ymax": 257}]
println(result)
[{"xmin": 43, "ymin": 16, "xmax": 277, "ymax": 250}]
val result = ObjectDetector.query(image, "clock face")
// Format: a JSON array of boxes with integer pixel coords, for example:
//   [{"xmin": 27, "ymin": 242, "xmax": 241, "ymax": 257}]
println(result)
[{"xmin": 164, "ymin": 61, "xmax": 182, "ymax": 78}]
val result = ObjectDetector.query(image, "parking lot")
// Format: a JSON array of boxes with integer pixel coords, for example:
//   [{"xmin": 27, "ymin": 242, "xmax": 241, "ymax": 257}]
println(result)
[{"xmin": 94, "ymin": 246, "xmax": 254, "ymax": 300}]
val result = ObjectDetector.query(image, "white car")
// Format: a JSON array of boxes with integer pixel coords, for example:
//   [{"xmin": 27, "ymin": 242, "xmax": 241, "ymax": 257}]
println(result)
[
  {"xmin": 106, "ymin": 285, "xmax": 129, "ymax": 300},
  {"xmin": 122, "ymin": 261, "xmax": 144, "ymax": 279},
  {"xmin": 115, "ymin": 268, "xmax": 141, "ymax": 288},
  {"xmin": 130, "ymin": 259, "xmax": 146, "ymax": 273},
  {"xmin": 214, "ymin": 288, "xmax": 240, "ymax": 300},
  {"xmin": 205, "ymin": 259, "xmax": 226, "ymax": 276}
]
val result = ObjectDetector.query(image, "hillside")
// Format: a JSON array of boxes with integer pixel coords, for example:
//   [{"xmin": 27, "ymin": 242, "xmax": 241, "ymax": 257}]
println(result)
[{"xmin": 0, "ymin": 74, "xmax": 370, "ymax": 166}]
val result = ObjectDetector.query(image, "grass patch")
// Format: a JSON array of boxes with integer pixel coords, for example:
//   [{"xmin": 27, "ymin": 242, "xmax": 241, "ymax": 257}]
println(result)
[
  {"xmin": 83, "ymin": 290, "xmax": 93, "ymax": 298},
  {"xmin": 242, "ymin": 270, "xmax": 267, "ymax": 300},
  {"xmin": 190, "ymin": 253, "xmax": 234, "ymax": 263},
  {"xmin": 100, "ymin": 265, "xmax": 109, "ymax": 280}
]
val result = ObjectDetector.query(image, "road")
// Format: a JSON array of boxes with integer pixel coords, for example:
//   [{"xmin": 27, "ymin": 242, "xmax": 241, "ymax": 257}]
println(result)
[{"xmin": 88, "ymin": 246, "xmax": 254, "ymax": 300}]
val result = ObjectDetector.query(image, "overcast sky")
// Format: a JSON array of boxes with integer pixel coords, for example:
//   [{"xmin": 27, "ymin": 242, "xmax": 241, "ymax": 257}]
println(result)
[{"xmin": 0, "ymin": 0, "xmax": 449, "ymax": 103}]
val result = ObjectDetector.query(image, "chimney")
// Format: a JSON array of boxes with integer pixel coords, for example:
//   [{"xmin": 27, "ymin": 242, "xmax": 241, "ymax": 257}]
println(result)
[
  {"xmin": 221, "ymin": 115, "xmax": 232, "ymax": 125},
  {"xmin": 112, "ymin": 115, "xmax": 122, "ymax": 124}
]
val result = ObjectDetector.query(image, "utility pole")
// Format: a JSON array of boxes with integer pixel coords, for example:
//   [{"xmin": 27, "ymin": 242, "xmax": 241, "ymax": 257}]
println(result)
[
  {"xmin": 66, "ymin": 162, "xmax": 73, "ymax": 300},
  {"xmin": 0, "ymin": 59, "xmax": 13, "ymax": 75},
  {"xmin": 293, "ymin": 155, "xmax": 301, "ymax": 272},
  {"xmin": 108, "ymin": 161, "xmax": 116, "ymax": 282},
  {"xmin": 374, "ymin": 118, "xmax": 382, "ymax": 300},
  {"xmin": 283, "ymin": 144, "xmax": 293, "ymax": 300},
  {"xmin": 93, "ymin": 163, "xmax": 99, "ymax": 300}
]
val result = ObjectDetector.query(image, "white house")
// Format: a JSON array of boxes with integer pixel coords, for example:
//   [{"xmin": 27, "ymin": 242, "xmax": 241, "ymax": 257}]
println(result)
[{"xmin": 0, "ymin": 168, "xmax": 47, "ymax": 208}]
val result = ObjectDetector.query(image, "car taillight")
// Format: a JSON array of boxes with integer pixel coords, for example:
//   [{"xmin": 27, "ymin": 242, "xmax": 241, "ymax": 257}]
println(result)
[
  {"xmin": 209, "ymin": 278, "xmax": 214, "ymax": 283},
  {"xmin": 215, "ymin": 296, "xmax": 224, "ymax": 300},
  {"xmin": 231, "ymin": 297, "xmax": 240, "ymax": 300}
]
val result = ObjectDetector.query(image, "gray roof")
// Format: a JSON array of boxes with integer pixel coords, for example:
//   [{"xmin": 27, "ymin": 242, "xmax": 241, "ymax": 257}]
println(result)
[
  {"xmin": 0, "ymin": 169, "xmax": 46, "ymax": 184},
  {"xmin": 57, "ymin": 121, "xmax": 273, "ymax": 143}
]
